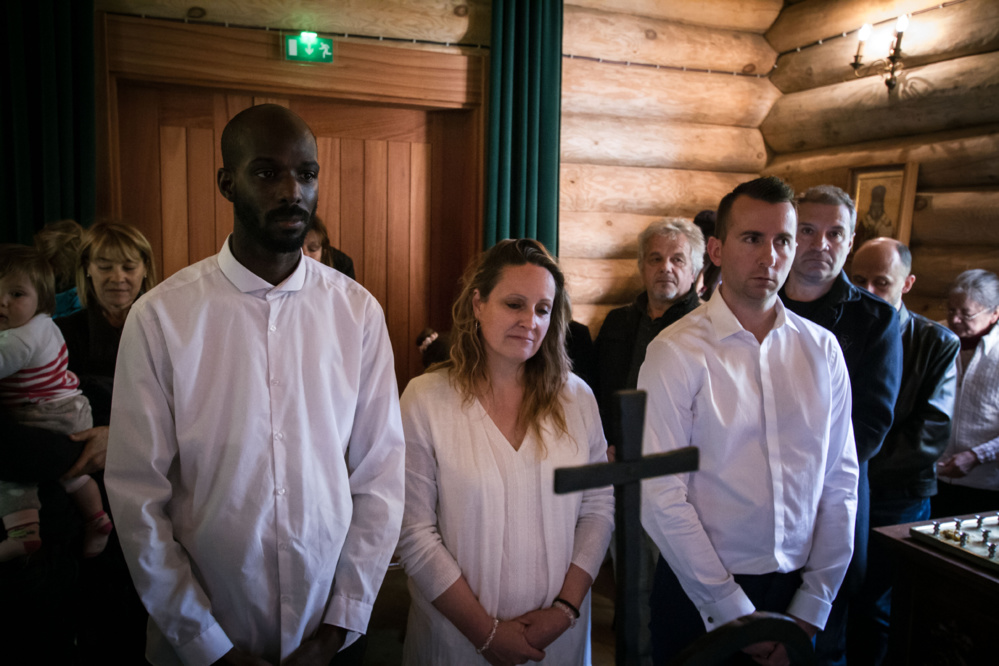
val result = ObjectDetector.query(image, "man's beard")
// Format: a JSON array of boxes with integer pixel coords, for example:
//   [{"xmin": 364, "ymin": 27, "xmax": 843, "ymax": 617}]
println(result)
[{"xmin": 234, "ymin": 199, "xmax": 316, "ymax": 253}]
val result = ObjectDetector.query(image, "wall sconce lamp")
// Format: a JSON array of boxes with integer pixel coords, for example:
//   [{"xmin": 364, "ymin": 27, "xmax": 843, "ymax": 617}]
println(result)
[{"xmin": 851, "ymin": 15, "xmax": 909, "ymax": 91}]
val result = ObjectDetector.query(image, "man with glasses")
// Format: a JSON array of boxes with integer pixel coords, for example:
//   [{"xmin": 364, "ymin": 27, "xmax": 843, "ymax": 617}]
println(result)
[
  {"xmin": 848, "ymin": 237, "xmax": 959, "ymax": 665},
  {"xmin": 779, "ymin": 185, "xmax": 902, "ymax": 666}
]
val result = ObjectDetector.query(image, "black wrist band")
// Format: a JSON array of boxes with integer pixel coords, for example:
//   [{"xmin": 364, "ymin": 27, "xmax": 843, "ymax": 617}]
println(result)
[{"xmin": 554, "ymin": 597, "xmax": 580, "ymax": 618}]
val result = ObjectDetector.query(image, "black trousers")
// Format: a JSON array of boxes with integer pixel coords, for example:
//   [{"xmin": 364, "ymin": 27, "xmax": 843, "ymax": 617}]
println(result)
[{"xmin": 649, "ymin": 555, "xmax": 803, "ymax": 666}]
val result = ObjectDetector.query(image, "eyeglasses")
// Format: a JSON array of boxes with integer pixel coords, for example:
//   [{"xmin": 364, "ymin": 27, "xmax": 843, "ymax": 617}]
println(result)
[{"xmin": 947, "ymin": 308, "xmax": 994, "ymax": 322}]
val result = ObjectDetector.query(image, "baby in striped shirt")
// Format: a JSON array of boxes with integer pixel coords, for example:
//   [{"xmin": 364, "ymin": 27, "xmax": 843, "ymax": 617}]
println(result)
[{"xmin": 0, "ymin": 245, "xmax": 113, "ymax": 561}]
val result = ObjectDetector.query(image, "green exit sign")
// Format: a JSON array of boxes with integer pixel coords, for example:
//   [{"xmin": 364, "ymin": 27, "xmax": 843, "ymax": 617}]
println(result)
[{"xmin": 285, "ymin": 32, "xmax": 333, "ymax": 63}]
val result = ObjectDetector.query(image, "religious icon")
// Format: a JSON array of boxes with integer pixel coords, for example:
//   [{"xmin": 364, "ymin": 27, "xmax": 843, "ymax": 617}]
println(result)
[{"xmin": 850, "ymin": 163, "xmax": 918, "ymax": 250}]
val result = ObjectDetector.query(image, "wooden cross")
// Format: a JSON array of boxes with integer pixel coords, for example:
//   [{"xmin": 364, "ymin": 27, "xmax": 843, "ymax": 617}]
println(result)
[{"xmin": 555, "ymin": 390, "xmax": 698, "ymax": 666}]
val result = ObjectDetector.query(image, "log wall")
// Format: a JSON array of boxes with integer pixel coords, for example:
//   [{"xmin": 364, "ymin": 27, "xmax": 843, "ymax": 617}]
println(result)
[
  {"xmin": 762, "ymin": 0, "xmax": 999, "ymax": 322},
  {"xmin": 561, "ymin": 1, "xmax": 780, "ymax": 336}
]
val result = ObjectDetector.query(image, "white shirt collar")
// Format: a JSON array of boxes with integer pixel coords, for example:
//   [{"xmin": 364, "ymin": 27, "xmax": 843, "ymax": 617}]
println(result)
[
  {"xmin": 217, "ymin": 235, "xmax": 307, "ymax": 297},
  {"xmin": 706, "ymin": 291, "xmax": 792, "ymax": 341}
]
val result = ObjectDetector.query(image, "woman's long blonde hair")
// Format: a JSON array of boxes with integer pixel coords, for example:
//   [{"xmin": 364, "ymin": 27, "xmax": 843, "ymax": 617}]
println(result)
[{"xmin": 439, "ymin": 238, "xmax": 571, "ymax": 444}]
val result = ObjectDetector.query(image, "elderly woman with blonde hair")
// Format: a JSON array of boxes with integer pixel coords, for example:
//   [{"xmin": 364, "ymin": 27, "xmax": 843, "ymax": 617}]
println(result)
[{"xmin": 398, "ymin": 238, "xmax": 614, "ymax": 665}]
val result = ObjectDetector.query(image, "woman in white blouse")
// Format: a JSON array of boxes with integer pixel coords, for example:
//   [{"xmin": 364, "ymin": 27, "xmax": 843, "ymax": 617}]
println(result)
[
  {"xmin": 398, "ymin": 239, "xmax": 614, "ymax": 666},
  {"xmin": 935, "ymin": 269, "xmax": 999, "ymax": 516}
]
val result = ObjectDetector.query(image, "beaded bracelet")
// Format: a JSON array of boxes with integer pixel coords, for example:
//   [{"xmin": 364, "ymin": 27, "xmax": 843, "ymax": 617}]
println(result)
[
  {"xmin": 476, "ymin": 617, "xmax": 499, "ymax": 654},
  {"xmin": 554, "ymin": 596, "xmax": 580, "ymax": 618},
  {"xmin": 552, "ymin": 600, "xmax": 578, "ymax": 629}
]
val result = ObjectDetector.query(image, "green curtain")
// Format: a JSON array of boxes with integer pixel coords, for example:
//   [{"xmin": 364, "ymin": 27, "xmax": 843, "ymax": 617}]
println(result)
[
  {"xmin": 484, "ymin": 0, "xmax": 563, "ymax": 253},
  {"xmin": 2, "ymin": 0, "xmax": 96, "ymax": 244}
]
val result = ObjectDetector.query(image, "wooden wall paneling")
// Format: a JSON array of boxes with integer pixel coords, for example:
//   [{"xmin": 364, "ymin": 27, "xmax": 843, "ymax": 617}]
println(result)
[
  {"xmin": 904, "ymin": 293, "xmax": 947, "ymax": 322},
  {"xmin": 560, "ymin": 164, "xmax": 754, "ymax": 217},
  {"xmin": 159, "ymin": 125, "xmax": 189, "ymax": 278},
  {"xmin": 104, "ymin": 16, "xmax": 482, "ymax": 110},
  {"xmin": 117, "ymin": 84, "xmax": 163, "ymax": 273},
  {"xmin": 339, "ymin": 139, "xmax": 366, "ymax": 284},
  {"xmin": 912, "ymin": 190, "xmax": 999, "ymax": 245},
  {"xmin": 920, "ymin": 153, "xmax": 999, "ymax": 190},
  {"xmin": 296, "ymin": 100, "xmax": 430, "ymax": 144},
  {"xmin": 563, "ymin": 5, "xmax": 776, "ymax": 75},
  {"xmin": 559, "ymin": 212, "xmax": 686, "ymax": 260},
  {"xmin": 572, "ymin": 303, "xmax": 616, "ymax": 340},
  {"xmin": 563, "ymin": 257, "xmax": 642, "ymax": 305},
  {"xmin": 562, "ymin": 58, "xmax": 781, "ymax": 128},
  {"xmin": 96, "ymin": 0, "xmax": 492, "ymax": 46},
  {"xmin": 770, "ymin": 0, "xmax": 999, "ymax": 94},
  {"xmin": 565, "ymin": 0, "xmax": 783, "ymax": 33},
  {"xmin": 386, "ymin": 141, "xmax": 412, "ymax": 387},
  {"xmin": 363, "ymin": 141, "xmax": 389, "ymax": 305},
  {"xmin": 211, "ymin": 93, "xmax": 252, "ymax": 247},
  {"xmin": 428, "ymin": 109, "xmax": 483, "ymax": 331},
  {"xmin": 186, "ymin": 127, "xmax": 218, "ymax": 264},
  {"xmin": 761, "ymin": 52, "xmax": 999, "ymax": 154},
  {"xmin": 96, "ymin": 14, "xmax": 119, "ymax": 219},
  {"xmin": 763, "ymin": 125, "xmax": 999, "ymax": 184},
  {"xmin": 765, "ymin": 0, "xmax": 947, "ymax": 53},
  {"xmin": 408, "ymin": 143, "xmax": 431, "ymax": 381},
  {"xmin": 253, "ymin": 97, "xmax": 289, "ymax": 108},
  {"xmin": 560, "ymin": 114, "xmax": 767, "ymax": 172}
]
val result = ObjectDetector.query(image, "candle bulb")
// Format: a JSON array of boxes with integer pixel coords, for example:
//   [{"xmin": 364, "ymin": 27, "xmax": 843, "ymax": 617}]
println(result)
[
  {"xmin": 891, "ymin": 15, "xmax": 908, "ymax": 58},
  {"xmin": 856, "ymin": 23, "xmax": 872, "ymax": 58}
]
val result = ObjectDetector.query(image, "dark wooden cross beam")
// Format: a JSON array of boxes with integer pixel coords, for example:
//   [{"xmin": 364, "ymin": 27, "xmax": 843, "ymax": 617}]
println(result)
[{"xmin": 554, "ymin": 390, "xmax": 698, "ymax": 666}]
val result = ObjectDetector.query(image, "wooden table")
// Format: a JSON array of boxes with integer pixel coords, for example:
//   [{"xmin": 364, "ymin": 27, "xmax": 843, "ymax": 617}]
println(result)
[{"xmin": 874, "ymin": 519, "xmax": 999, "ymax": 663}]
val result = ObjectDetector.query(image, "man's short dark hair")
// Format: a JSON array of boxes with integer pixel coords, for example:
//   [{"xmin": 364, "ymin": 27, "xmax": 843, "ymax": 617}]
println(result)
[
  {"xmin": 797, "ymin": 185, "xmax": 858, "ymax": 234},
  {"xmin": 715, "ymin": 177, "xmax": 796, "ymax": 240}
]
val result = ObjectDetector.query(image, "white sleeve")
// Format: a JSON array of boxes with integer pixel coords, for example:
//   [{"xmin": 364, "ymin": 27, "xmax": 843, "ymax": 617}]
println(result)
[
  {"xmin": 638, "ymin": 338, "xmax": 756, "ymax": 631},
  {"xmin": 105, "ymin": 305, "xmax": 234, "ymax": 666},
  {"xmin": 788, "ymin": 344, "xmax": 859, "ymax": 629},
  {"xmin": 569, "ymin": 384, "xmax": 615, "ymax": 580},
  {"xmin": 396, "ymin": 379, "xmax": 464, "ymax": 601},
  {"xmin": 322, "ymin": 301, "xmax": 406, "ymax": 633}
]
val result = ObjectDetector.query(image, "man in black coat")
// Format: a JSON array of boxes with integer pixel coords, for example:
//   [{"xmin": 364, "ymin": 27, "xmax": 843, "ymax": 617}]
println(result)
[
  {"xmin": 595, "ymin": 217, "xmax": 704, "ymax": 446},
  {"xmin": 847, "ymin": 237, "xmax": 960, "ymax": 665},
  {"xmin": 779, "ymin": 186, "xmax": 903, "ymax": 666}
]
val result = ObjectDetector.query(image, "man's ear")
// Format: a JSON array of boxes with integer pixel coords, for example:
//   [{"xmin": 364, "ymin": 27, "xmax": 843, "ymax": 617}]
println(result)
[
  {"xmin": 217, "ymin": 168, "xmax": 234, "ymax": 201},
  {"xmin": 707, "ymin": 236, "xmax": 723, "ymax": 268},
  {"xmin": 902, "ymin": 274, "xmax": 916, "ymax": 295}
]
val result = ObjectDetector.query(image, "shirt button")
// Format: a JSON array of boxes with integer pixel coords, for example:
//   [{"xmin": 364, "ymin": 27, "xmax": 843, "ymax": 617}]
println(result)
[
  {"xmin": 279, "ymin": 542, "xmax": 288, "ymax": 551},
  {"xmin": 271, "ymin": 379, "xmax": 280, "ymax": 386},
  {"xmin": 281, "ymin": 595, "xmax": 291, "ymax": 604},
  {"xmin": 707, "ymin": 616, "xmax": 714, "ymax": 624},
  {"xmin": 269, "ymin": 325, "xmax": 277, "ymax": 332},
  {"xmin": 276, "ymin": 488, "xmax": 287, "ymax": 496},
  {"xmin": 275, "ymin": 432, "xmax": 284, "ymax": 440}
]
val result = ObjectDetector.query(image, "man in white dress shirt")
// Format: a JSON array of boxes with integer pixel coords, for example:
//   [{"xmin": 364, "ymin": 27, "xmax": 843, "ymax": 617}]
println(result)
[
  {"xmin": 105, "ymin": 104, "xmax": 406, "ymax": 666},
  {"xmin": 639, "ymin": 177, "xmax": 859, "ymax": 665}
]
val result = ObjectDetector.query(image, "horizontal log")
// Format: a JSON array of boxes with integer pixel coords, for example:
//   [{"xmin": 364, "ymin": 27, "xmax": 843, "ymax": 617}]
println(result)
[
  {"xmin": 563, "ymin": 5, "xmax": 776, "ymax": 75},
  {"xmin": 560, "ymin": 114, "xmax": 767, "ymax": 173},
  {"xmin": 566, "ymin": 0, "xmax": 782, "ymax": 33},
  {"xmin": 559, "ymin": 212, "xmax": 692, "ymax": 259},
  {"xmin": 96, "ymin": 0, "xmax": 492, "ymax": 45},
  {"xmin": 562, "ymin": 57, "xmax": 781, "ymax": 128},
  {"xmin": 105, "ymin": 16, "xmax": 484, "ymax": 109},
  {"xmin": 571, "ymin": 303, "xmax": 618, "ymax": 340},
  {"xmin": 920, "ymin": 152, "xmax": 999, "ymax": 190},
  {"xmin": 911, "ymin": 190, "xmax": 999, "ymax": 245},
  {"xmin": 763, "ymin": 124, "xmax": 999, "ymax": 186},
  {"xmin": 560, "ymin": 164, "xmax": 755, "ymax": 216},
  {"xmin": 766, "ymin": 0, "xmax": 945, "ymax": 53},
  {"xmin": 562, "ymin": 257, "xmax": 642, "ymax": 305},
  {"xmin": 761, "ymin": 52, "xmax": 999, "ymax": 154},
  {"xmin": 908, "ymin": 245, "xmax": 999, "ymax": 296},
  {"xmin": 771, "ymin": 0, "xmax": 999, "ymax": 93}
]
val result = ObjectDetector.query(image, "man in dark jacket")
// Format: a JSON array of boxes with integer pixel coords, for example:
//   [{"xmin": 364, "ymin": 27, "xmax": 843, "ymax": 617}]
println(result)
[
  {"xmin": 595, "ymin": 217, "xmax": 704, "ymax": 445},
  {"xmin": 779, "ymin": 185, "xmax": 903, "ymax": 666},
  {"xmin": 848, "ymin": 237, "xmax": 959, "ymax": 665}
]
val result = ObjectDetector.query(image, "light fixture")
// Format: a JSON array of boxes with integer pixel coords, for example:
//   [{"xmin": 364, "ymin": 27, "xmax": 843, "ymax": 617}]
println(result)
[{"xmin": 850, "ymin": 15, "xmax": 909, "ymax": 92}]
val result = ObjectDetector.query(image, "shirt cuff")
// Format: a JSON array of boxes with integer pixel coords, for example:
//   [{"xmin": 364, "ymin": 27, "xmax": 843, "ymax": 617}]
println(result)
[
  {"xmin": 786, "ymin": 588, "xmax": 832, "ymax": 631},
  {"xmin": 697, "ymin": 586, "xmax": 756, "ymax": 632},
  {"xmin": 174, "ymin": 621, "xmax": 233, "ymax": 666},
  {"xmin": 973, "ymin": 443, "xmax": 996, "ymax": 464},
  {"xmin": 323, "ymin": 594, "xmax": 375, "ymax": 635}
]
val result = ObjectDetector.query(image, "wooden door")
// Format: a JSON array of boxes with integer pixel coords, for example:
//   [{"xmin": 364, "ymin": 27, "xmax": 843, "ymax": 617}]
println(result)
[{"xmin": 116, "ymin": 83, "xmax": 442, "ymax": 386}]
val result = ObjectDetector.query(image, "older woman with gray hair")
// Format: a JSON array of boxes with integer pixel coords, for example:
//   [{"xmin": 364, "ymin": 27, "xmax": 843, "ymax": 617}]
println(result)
[{"xmin": 934, "ymin": 268, "xmax": 999, "ymax": 516}]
